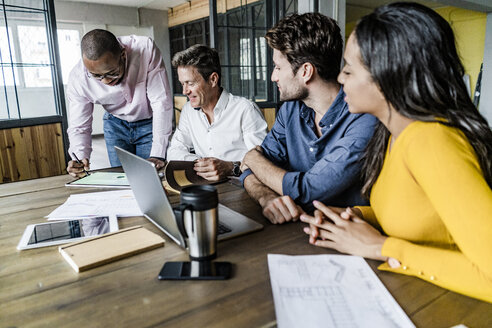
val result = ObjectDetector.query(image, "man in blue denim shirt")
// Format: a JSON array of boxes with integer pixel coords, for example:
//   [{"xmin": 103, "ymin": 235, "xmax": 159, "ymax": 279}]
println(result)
[{"xmin": 240, "ymin": 13, "xmax": 377, "ymax": 224}]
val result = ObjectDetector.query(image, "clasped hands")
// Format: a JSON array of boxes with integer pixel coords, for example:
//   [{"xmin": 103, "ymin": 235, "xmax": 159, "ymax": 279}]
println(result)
[{"xmin": 300, "ymin": 201, "xmax": 388, "ymax": 261}]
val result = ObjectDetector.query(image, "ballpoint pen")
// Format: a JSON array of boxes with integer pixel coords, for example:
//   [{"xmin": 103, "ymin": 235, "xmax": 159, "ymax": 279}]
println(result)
[{"xmin": 71, "ymin": 152, "xmax": 91, "ymax": 176}]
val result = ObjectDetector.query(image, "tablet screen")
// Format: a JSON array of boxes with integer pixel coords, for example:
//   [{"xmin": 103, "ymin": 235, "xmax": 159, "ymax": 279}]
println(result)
[{"xmin": 27, "ymin": 217, "xmax": 111, "ymax": 245}]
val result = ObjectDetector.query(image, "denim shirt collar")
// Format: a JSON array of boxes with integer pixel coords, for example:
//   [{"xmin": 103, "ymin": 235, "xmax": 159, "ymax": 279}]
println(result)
[{"xmin": 299, "ymin": 87, "xmax": 346, "ymax": 130}]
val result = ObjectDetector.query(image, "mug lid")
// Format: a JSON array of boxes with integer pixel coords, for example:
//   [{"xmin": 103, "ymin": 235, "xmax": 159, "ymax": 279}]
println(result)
[{"xmin": 180, "ymin": 185, "xmax": 218, "ymax": 211}]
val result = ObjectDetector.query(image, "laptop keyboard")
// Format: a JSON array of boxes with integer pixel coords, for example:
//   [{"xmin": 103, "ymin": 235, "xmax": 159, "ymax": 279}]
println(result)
[{"xmin": 218, "ymin": 221, "xmax": 232, "ymax": 235}]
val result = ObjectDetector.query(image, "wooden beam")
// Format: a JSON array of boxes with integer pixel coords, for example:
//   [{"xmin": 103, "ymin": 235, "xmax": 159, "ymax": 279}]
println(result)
[{"xmin": 168, "ymin": 0, "xmax": 260, "ymax": 27}]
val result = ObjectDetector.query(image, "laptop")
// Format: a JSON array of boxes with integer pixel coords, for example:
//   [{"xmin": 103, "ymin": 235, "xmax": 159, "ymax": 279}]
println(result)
[{"xmin": 115, "ymin": 146, "xmax": 263, "ymax": 248}]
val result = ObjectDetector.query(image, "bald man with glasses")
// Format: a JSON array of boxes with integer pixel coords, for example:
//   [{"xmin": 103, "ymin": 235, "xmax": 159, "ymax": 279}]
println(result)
[{"xmin": 66, "ymin": 29, "xmax": 173, "ymax": 177}]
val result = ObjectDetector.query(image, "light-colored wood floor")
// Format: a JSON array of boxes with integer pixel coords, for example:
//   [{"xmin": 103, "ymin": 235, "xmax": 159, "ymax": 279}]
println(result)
[{"xmin": 91, "ymin": 134, "xmax": 111, "ymax": 170}]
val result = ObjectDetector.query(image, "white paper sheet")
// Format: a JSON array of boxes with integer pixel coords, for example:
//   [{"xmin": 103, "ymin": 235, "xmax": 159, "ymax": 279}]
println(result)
[
  {"xmin": 46, "ymin": 190, "xmax": 143, "ymax": 219},
  {"xmin": 268, "ymin": 254, "xmax": 415, "ymax": 328}
]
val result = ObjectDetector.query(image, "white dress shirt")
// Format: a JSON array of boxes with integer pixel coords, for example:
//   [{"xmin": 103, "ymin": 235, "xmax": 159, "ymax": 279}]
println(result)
[
  {"xmin": 66, "ymin": 35, "xmax": 173, "ymax": 159},
  {"xmin": 167, "ymin": 89, "xmax": 268, "ymax": 161}
]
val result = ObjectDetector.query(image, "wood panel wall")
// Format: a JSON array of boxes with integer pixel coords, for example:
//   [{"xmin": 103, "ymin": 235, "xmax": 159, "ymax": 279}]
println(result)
[
  {"xmin": 168, "ymin": 0, "xmax": 261, "ymax": 27},
  {"xmin": 0, "ymin": 123, "xmax": 66, "ymax": 183},
  {"xmin": 174, "ymin": 96, "xmax": 188, "ymax": 125},
  {"xmin": 261, "ymin": 107, "xmax": 276, "ymax": 131}
]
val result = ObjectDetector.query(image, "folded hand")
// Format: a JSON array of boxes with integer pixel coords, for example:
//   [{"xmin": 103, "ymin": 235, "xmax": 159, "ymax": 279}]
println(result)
[
  {"xmin": 262, "ymin": 195, "xmax": 304, "ymax": 224},
  {"xmin": 300, "ymin": 201, "xmax": 387, "ymax": 261}
]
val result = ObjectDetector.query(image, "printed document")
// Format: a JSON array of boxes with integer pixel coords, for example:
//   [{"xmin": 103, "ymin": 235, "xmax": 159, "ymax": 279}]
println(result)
[
  {"xmin": 268, "ymin": 254, "xmax": 415, "ymax": 328},
  {"xmin": 46, "ymin": 190, "xmax": 143, "ymax": 219}
]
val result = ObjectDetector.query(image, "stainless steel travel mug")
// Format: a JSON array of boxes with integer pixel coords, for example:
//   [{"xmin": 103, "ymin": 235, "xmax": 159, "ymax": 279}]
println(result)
[{"xmin": 175, "ymin": 185, "xmax": 218, "ymax": 261}]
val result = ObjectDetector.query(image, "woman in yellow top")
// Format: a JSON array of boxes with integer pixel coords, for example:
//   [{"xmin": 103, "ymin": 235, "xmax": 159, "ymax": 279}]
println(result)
[{"xmin": 300, "ymin": 2, "xmax": 492, "ymax": 303}]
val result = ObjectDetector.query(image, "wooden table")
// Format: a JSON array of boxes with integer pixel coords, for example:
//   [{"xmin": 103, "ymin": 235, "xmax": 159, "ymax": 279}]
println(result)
[{"xmin": 1, "ymin": 174, "xmax": 491, "ymax": 327}]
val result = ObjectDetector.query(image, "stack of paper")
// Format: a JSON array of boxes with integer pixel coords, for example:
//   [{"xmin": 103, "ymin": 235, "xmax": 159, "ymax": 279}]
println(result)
[
  {"xmin": 47, "ymin": 190, "xmax": 143, "ymax": 219},
  {"xmin": 268, "ymin": 254, "xmax": 415, "ymax": 328}
]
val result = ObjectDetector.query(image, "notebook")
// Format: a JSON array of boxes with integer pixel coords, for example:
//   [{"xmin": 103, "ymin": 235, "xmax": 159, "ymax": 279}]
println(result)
[
  {"xmin": 59, "ymin": 226, "xmax": 165, "ymax": 272},
  {"xmin": 65, "ymin": 172, "xmax": 130, "ymax": 189},
  {"xmin": 115, "ymin": 146, "xmax": 263, "ymax": 248}
]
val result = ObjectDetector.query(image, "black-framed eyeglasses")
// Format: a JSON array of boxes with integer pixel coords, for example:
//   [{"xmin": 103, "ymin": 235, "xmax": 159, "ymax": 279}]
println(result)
[{"xmin": 86, "ymin": 51, "xmax": 125, "ymax": 81}]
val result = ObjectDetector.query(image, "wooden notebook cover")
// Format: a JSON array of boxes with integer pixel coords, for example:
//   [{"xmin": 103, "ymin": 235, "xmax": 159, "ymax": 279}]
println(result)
[{"xmin": 59, "ymin": 226, "xmax": 165, "ymax": 272}]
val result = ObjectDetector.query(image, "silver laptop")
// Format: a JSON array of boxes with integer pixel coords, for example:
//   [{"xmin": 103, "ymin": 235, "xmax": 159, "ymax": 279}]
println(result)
[{"xmin": 115, "ymin": 146, "xmax": 263, "ymax": 248}]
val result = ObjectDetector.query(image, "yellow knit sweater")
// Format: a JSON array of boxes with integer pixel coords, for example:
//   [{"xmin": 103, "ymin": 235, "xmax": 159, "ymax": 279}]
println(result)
[{"xmin": 357, "ymin": 121, "xmax": 492, "ymax": 303}]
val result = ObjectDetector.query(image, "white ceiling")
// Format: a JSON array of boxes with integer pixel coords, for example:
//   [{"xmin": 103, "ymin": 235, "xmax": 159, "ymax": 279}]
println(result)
[{"xmin": 60, "ymin": 0, "xmax": 188, "ymax": 10}]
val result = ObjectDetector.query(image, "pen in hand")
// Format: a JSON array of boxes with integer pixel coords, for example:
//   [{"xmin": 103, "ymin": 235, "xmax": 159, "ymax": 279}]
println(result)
[{"xmin": 71, "ymin": 152, "xmax": 91, "ymax": 176}]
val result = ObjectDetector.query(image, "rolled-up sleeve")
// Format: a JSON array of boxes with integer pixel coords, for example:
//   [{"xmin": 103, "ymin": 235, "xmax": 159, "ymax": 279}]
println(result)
[
  {"xmin": 282, "ymin": 114, "xmax": 375, "ymax": 207},
  {"xmin": 145, "ymin": 38, "xmax": 173, "ymax": 159}
]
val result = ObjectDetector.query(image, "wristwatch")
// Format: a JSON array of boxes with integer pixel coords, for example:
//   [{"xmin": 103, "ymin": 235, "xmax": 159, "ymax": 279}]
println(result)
[{"xmin": 232, "ymin": 161, "xmax": 242, "ymax": 177}]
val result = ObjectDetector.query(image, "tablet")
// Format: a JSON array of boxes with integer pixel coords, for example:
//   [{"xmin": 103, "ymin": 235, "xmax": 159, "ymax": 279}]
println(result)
[
  {"xmin": 65, "ymin": 172, "xmax": 130, "ymax": 189},
  {"xmin": 17, "ymin": 215, "xmax": 119, "ymax": 250}
]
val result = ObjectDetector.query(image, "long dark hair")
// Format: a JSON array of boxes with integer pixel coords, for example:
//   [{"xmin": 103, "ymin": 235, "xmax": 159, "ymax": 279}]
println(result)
[{"xmin": 355, "ymin": 2, "xmax": 492, "ymax": 197}]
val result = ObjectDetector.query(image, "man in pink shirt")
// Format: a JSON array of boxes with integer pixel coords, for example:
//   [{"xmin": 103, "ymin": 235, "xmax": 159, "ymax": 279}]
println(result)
[{"xmin": 66, "ymin": 29, "xmax": 173, "ymax": 177}]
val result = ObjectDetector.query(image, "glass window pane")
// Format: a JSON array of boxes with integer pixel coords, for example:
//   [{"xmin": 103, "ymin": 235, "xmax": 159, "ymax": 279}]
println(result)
[
  {"xmin": 0, "ymin": 26, "xmax": 15, "ymax": 65},
  {"xmin": 170, "ymin": 28, "xmax": 182, "ymax": 40},
  {"xmin": 170, "ymin": 19, "xmax": 210, "ymax": 94},
  {"xmin": 229, "ymin": 66, "xmax": 241, "ymax": 96},
  {"xmin": 172, "ymin": 69, "xmax": 182, "ymax": 94},
  {"xmin": 171, "ymin": 39, "xmax": 184, "ymax": 54},
  {"xmin": 0, "ymin": 0, "xmax": 63, "ymax": 122},
  {"xmin": 217, "ymin": 28, "xmax": 226, "ymax": 64},
  {"xmin": 220, "ymin": 66, "xmax": 229, "ymax": 91},
  {"xmin": 0, "ymin": 87, "xmax": 11, "ymax": 119},
  {"xmin": 0, "ymin": 65, "xmax": 21, "ymax": 119},
  {"xmin": 285, "ymin": 0, "xmax": 298, "ymax": 15},
  {"xmin": 255, "ymin": 66, "xmax": 267, "ymax": 101},
  {"xmin": 240, "ymin": 38, "xmax": 251, "ymax": 80},
  {"xmin": 205, "ymin": 21, "xmax": 209, "ymax": 45},
  {"xmin": 17, "ymin": 66, "xmax": 56, "ymax": 118},
  {"xmin": 253, "ymin": 3, "xmax": 266, "ymax": 28},
  {"xmin": 57, "ymin": 29, "xmax": 81, "ymax": 84},
  {"xmin": 18, "ymin": 24, "xmax": 52, "ymax": 87},
  {"xmin": 255, "ymin": 32, "xmax": 266, "ymax": 67},
  {"xmin": 227, "ymin": 10, "xmax": 243, "ymax": 27},
  {"xmin": 0, "ymin": 26, "xmax": 19, "ymax": 86},
  {"xmin": 228, "ymin": 28, "xmax": 242, "ymax": 66},
  {"xmin": 218, "ymin": 14, "xmax": 225, "ymax": 26},
  {"xmin": 4, "ymin": 0, "xmax": 45, "ymax": 10}
]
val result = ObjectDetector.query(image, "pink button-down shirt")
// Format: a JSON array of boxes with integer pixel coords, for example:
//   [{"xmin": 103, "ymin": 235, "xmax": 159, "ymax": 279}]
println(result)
[{"xmin": 66, "ymin": 35, "xmax": 173, "ymax": 160}]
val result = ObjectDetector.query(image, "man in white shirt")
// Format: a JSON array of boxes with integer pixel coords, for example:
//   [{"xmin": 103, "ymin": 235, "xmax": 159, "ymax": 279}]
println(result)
[{"xmin": 167, "ymin": 44, "xmax": 267, "ymax": 181}]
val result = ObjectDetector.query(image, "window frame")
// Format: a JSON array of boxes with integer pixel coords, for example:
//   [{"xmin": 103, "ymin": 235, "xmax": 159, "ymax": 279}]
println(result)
[{"xmin": 0, "ymin": 0, "xmax": 68, "ymax": 155}]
